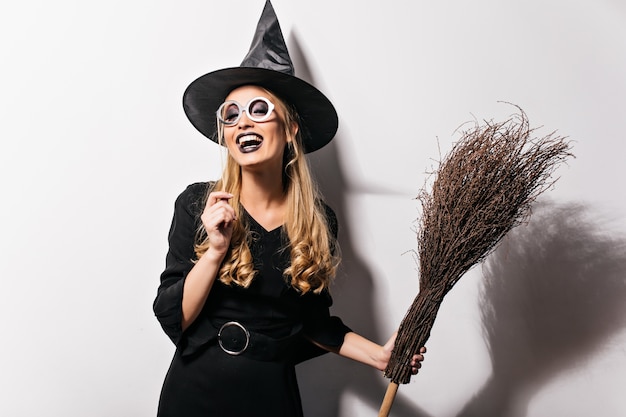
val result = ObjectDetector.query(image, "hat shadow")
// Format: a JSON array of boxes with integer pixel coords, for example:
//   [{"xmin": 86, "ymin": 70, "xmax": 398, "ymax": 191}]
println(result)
[
  {"xmin": 456, "ymin": 200, "xmax": 626, "ymax": 417},
  {"xmin": 288, "ymin": 32, "xmax": 431, "ymax": 417}
]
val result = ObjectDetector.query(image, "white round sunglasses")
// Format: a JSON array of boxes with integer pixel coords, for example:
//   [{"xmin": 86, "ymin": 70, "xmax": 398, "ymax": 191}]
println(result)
[{"xmin": 216, "ymin": 97, "xmax": 276, "ymax": 126}]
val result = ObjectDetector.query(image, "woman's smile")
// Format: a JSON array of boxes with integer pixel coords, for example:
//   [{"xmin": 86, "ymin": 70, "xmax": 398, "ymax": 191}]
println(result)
[{"xmin": 236, "ymin": 133, "xmax": 263, "ymax": 153}]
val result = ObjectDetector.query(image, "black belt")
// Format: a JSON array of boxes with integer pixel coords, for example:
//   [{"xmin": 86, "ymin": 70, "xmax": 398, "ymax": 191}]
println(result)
[{"xmin": 215, "ymin": 320, "xmax": 302, "ymax": 361}]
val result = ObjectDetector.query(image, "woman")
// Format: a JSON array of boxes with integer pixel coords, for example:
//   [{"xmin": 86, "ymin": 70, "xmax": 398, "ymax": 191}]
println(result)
[{"xmin": 153, "ymin": 2, "xmax": 424, "ymax": 416}]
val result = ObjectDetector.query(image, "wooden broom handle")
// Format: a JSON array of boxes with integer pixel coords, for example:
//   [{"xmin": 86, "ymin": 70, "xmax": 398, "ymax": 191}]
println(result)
[{"xmin": 378, "ymin": 382, "xmax": 399, "ymax": 417}]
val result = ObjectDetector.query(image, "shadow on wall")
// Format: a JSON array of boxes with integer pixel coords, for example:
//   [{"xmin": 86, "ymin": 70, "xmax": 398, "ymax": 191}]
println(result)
[
  {"xmin": 288, "ymin": 33, "xmax": 431, "ymax": 417},
  {"xmin": 458, "ymin": 200, "xmax": 626, "ymax": 417}
]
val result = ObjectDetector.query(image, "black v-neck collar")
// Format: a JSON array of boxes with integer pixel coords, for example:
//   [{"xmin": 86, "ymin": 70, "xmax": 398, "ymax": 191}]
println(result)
[{"xmin": 242, "ymin": 206, "xmax": 284, "ymax": 235}]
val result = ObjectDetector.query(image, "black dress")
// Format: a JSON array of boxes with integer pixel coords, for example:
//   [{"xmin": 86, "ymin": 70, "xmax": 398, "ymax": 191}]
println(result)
[{"xmin": 153, "ymin": 182, "xmax": 351, "ymax": 417}]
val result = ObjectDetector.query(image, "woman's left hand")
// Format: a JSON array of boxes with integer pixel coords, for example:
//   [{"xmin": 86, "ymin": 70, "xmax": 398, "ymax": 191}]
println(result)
[{"xmin": 378, "ymin": 332, "xmax": 426, "ymax": 374}]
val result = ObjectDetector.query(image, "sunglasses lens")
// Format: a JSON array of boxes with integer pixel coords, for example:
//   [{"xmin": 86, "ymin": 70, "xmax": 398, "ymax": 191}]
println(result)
[
  {"xmin": 248, "ymin": 99, "xmax": 270, "ymax": 121},
  {"xmin": 219, "ymin": 102, "xmax": 240, "ymax": 125}
]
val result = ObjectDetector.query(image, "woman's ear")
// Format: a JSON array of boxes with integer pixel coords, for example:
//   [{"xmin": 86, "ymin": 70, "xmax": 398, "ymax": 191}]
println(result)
[{"xmin": 290, "ymin": 121, "xmax": 299, "ymax": 137}]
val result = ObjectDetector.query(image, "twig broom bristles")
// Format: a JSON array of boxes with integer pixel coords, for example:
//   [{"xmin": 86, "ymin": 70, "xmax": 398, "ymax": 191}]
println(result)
[{"xmin": 378, "ymin": 106, "xmax": 573, "ymax": 416}]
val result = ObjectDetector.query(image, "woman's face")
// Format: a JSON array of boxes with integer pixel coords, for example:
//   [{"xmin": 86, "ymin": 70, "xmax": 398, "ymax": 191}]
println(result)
[{"xmin": 220, "ymin": 85, "xmax": 290, "ymax": 172}]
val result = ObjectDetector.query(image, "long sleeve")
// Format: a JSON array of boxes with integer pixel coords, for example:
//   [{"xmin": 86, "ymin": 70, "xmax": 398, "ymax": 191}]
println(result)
[
  {"xmin": 153, "ymin": 182, "xmax": 209, "ymax": 345},
  {"xmin": 292, "ymin": 289, "xmax": 351, "ymax": 363}
]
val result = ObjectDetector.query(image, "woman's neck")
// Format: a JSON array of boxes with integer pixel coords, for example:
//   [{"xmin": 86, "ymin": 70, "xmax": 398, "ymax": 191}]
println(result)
[{"xmin": 239, "ymin": 170, "xmax": 287, "ymax": 231}]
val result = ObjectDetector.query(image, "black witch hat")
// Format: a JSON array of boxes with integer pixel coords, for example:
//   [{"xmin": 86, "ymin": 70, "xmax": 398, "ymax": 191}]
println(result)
[{"xmin": 183, "ymin": 0, "xmax": 338, "ymax": 153}]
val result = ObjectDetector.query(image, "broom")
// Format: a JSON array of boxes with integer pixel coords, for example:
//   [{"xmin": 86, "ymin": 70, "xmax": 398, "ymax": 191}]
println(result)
[{"xmin": 378, "ymin": 105, "xmax": 573, "ymax": 416}]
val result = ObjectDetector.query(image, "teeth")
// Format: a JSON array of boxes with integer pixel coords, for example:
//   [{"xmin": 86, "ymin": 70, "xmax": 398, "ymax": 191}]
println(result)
[{"xmin": 238, "ymin": 135, "xmax": 262, "ymax": 150}]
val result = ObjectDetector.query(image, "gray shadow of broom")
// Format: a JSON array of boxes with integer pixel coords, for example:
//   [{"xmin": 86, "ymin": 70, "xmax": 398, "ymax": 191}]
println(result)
[{"xmin": 456, "ymin": 200, "xmax": 626, "ymax": 417}]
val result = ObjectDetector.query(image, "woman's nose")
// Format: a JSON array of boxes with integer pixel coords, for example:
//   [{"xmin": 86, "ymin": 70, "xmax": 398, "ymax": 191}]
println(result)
[{"xmin": 237, "ymin": 111, "xmax": 254, "ymax": 128}]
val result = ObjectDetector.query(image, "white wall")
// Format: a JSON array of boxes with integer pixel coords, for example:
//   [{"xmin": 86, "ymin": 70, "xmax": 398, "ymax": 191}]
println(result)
[{"xmin": 1, "ymin": 1, "xmax": 625, "ymax": 416}]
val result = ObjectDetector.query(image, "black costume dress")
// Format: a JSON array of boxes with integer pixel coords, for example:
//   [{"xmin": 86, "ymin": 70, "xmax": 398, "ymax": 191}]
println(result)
[{"xmin": 154, "ymin": 182, "xmax": 351, "ymax": 417}]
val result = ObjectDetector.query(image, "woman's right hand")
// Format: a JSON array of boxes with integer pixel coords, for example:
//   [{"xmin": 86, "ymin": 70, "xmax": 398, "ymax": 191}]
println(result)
[{"xmin": 201, "ymin": 191, "xmax": 237, "ymax": 256}]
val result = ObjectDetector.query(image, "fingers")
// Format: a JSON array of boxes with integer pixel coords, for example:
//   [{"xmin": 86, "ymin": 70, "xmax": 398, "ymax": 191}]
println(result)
[
  {"xmin": 204, "ymin": 205, "xmax": 236, "ymax": 230},
  {"xmin": 411, "ymin": 346, "xmax": 427, "ymax": 374},
  {"xmin": 207, "ymin": 191, "xmax": 234, "ymax": 206},
  {"xmin": 412, "ymin": 347, "xmax": 426, "ymax": 364},
  {"xmin": 380, "ymin": 335, "xmax": 426, "ymax": 376},
  {"xmin": 202, "ymin": 192, "xmax": 238, "ymax": 238},
  {"xmin": 206, "ymin": 193, "xmax": 235, "ymax": 218},
  {"xmin": 406, "ymin": 355, "xmax": 423, "ymax": 375}
]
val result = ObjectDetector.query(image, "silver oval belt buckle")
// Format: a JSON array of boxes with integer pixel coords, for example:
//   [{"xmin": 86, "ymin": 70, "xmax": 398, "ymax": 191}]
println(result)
[{"xmin": 218, "ymin": 321, "xmax": 250, "ymax": 355}]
